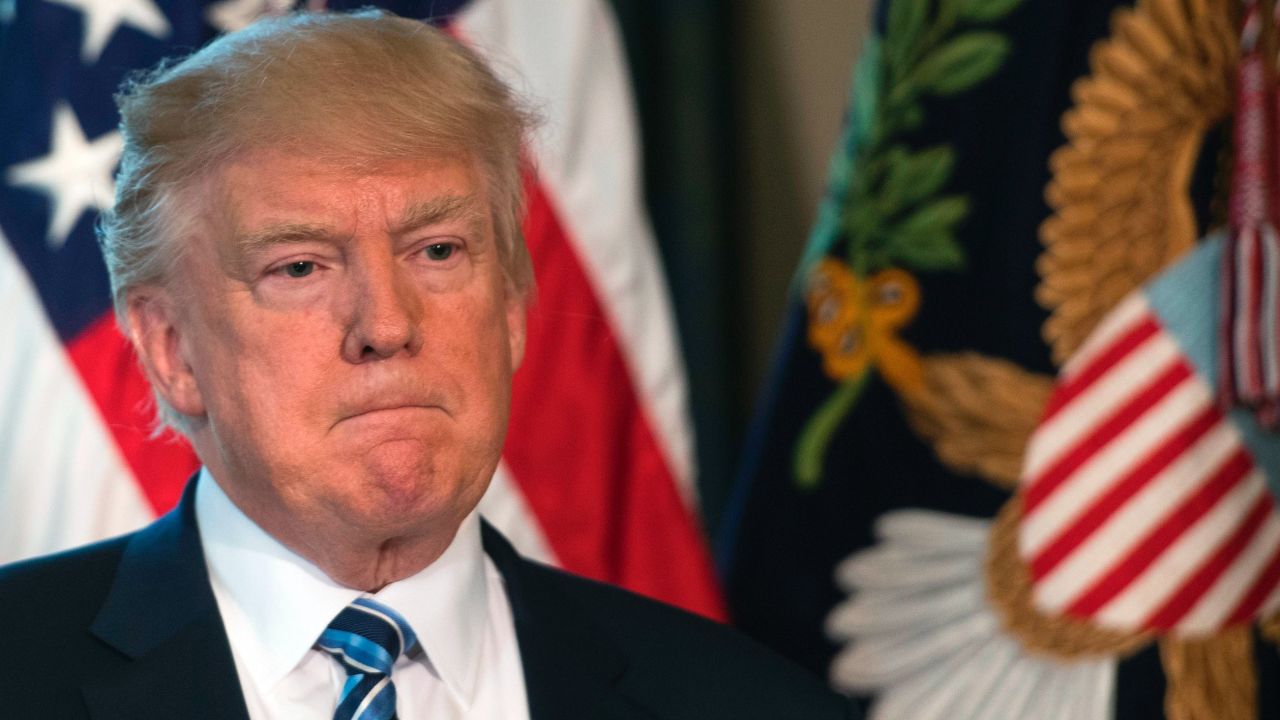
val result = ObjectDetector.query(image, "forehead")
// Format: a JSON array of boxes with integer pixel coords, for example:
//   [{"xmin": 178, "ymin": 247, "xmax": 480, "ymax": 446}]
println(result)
[{"xmin": 206, "ymin": 149, "xmax": 487, "ymax": 235}]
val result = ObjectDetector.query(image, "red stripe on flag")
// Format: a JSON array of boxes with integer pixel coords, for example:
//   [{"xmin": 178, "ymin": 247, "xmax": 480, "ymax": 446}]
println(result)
[
  {"xmin": 1221, "ymin": 234, "xmax": 1238, "ymax": 404},
  {"xmin": 1041, "ymin": 316, "xmax": 1160, "ymax": 422},
  {"xmin": 65, "ymin": 313, "xmax": 199, "ymax": 515},
  {"xmin": 1063, "ymin": 447, "xmax": 1253, "ymax": 619},
  {"xmin": 1141, "ymin": 491, "xmax": 1273, "ymax": 630},
  {"xmin": 1029, "ymin": 405, "xmax": 1220, "ymax": 581},
  {"xmin": 1225, "ymin": 520, "xmax": 1280, "ymax": 624},
  {"xmin": 1247, "ymin": 229, "xmax": 1266, "ymax": 398},
  {"xmin": 1024, "ymin": 360, "xmax": 1193, "ymax": 515},
  {"xmin": 504, "ymin": 176, "xmax": 726, "ymax": 621}
]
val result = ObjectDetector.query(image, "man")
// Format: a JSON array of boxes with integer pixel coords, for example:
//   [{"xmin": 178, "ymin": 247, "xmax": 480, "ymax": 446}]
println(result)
[{"xmin": 0, "ymin": 10, "xmax": 856, "ymax": 719}]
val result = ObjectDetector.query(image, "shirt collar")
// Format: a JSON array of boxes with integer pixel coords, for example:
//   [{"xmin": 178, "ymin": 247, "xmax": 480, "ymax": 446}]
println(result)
[{"xmin": 194, "ymin": 467, "xmax": 489, "ymax": 708}]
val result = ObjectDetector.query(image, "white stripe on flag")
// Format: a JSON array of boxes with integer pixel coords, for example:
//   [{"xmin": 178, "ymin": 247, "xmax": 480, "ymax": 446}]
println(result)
[
  {"xmin": 1059, "ymin": 293, "xmax": 1149, "ymax": 379},
  {"xmin": 477, "ymin": 461, "xmax": 558, "ymax": 565},
  {"xmin": 457, "ymin": 0, "xmax": 697, "ymax": 507},
  {"xmin": 1177, "ymin": 497, "xmax": 1280, "ymax": 633},
  {"xmin": 0, "ymin": 231, "xmax": 151, "ymax": 563},
  {"xmin": 1029, "ymin": 416, "xmax": 1240, "ymax": 612},
  {"xmin": 1092, "ymin": 468, "xmax": 1262, "ymax": 629},
  {"xmin": 1021, "ymin": 366, "xmax": 1208, "ymax": 556},
  {"xmin": 1022, "ymin": 327, "xmax": 1180, "ymax": 483}
]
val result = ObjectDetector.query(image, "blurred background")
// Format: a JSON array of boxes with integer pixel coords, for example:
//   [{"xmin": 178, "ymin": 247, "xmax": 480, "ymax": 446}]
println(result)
[
  {"xmin": 610, "ymin": 0, "xmax": 869, "ymax": 536},
  {"xmin": 11, "ymin": 0, "xmax": 1280, "ymax": 718}
]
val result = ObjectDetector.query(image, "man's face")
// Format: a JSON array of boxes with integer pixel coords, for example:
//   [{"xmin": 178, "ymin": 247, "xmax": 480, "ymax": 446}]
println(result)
[{"xmin": 162, "ymin": 150, "xmax": 524, "ymax": 548}]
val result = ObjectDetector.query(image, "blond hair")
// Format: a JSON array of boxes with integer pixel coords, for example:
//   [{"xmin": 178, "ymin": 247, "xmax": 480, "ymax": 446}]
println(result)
[{"xmin": 98, "ymin": 9, "xmax": 537, "ymax": 433}]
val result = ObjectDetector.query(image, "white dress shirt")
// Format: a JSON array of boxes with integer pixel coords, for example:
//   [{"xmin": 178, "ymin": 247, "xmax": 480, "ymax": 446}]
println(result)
[{"xmin": 194, "ymin": 468, "xmax": 531, "ymax": 720}]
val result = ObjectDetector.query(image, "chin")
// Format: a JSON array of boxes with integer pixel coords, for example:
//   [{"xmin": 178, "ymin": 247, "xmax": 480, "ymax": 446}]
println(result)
[{"xmin": 343, "ymin": 444, "xmax": 479, "ymax": 529}]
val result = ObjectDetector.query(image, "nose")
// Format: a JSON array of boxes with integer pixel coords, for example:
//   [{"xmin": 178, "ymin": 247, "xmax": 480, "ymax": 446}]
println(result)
[{"xmin": 341, "ymin": 253, "xmax": 424, "ymax": 363}]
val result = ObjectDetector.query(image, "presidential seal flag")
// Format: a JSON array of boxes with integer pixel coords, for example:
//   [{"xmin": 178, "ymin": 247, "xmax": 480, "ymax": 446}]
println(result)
[
  {"xmin": 0, "ymin": 0, "xmax": 724, "ymax": 620},
  {"xmin": 723, "ymin": 0, "xmax": 1280, "ymax": 718}
]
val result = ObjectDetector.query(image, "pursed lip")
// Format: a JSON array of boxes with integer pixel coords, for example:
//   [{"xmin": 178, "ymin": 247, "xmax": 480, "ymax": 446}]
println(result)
[{"xmin": 331, "ymin": 402, "xmax": 448, "ymax": 430}]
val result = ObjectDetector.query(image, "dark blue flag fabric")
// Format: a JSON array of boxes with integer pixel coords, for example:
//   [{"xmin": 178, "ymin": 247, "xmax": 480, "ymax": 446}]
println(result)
[{"xmin": 721, "ymin": 0, "xmax": 1280, "ymax": 718}]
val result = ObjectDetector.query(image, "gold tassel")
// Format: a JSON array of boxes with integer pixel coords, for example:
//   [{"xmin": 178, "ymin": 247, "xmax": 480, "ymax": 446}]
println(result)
[{"xmin": 1160, "ymin": 628, "xmax": 1256, "ymax": 720}]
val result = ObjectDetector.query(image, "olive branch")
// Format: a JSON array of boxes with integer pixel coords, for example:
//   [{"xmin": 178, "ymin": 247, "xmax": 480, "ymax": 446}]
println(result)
[{"xmin": 793, "ymin": 0, "xmax": 1025, "ymax": 489}]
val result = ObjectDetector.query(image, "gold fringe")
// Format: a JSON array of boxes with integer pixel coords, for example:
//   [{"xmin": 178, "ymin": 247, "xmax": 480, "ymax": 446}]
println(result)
[
  {"xmin": 1161, "ymin": 629, "xmax": 1256, "ymax": 720},
  {"xmin": 985, "ymin": 495, "xmax": 1151, "ymax": 658},
  {"xmin": 1037, "ymin": 0, "xmax": 1234, "ymax": 365},
  {"xmin": 901, "ymin": 354, "xmax": 1053, "ymax": 490}
]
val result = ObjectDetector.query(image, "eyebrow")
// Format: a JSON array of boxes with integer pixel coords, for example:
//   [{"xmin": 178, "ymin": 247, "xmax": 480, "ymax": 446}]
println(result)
[
  {"xmin": 390, "ymin": 194, "xmax": 485, "ymax": 236},
  {"xmin": 236, "ymin": 223, "xmax": 336, "ymax": 256},
  {"xmin": 233, "ymin": 194, "xmax": 486, "ymax": 256}
]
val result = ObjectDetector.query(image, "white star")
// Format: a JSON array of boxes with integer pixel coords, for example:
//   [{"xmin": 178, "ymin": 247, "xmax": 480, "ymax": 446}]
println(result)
[
  {"xmin": 204, "ymin": 0, "xmax": 293, "ymax": 33},
  {"xmin": 7, "ymin": 104, "xmax": 123, "ymax": 250},
  {"xmin": 45, "ymin": 0, "xmax": 171, "ymax": 63}
]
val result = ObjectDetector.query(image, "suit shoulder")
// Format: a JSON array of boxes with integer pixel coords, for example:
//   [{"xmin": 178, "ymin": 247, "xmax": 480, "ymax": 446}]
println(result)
[
  {"xmin": 0, "ymin": 533, "xmax": 131, "ymax": 617},
  {"xmin": 519, "ymin": 561, "xmax": 855, "ymax": 719}
]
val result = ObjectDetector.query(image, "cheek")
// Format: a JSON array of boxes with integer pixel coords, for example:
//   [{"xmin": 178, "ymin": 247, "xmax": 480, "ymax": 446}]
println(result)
[
  {"xmin": 425, "ymin": 292, "xmax": 513, "ymax": 418},
  {"xmin": 444, "ymin": 292, "xmax": 512, "ymax": 367},
  {"xmin": 198, "ymin": 303, "xmax": 337, "ymax": 432}
]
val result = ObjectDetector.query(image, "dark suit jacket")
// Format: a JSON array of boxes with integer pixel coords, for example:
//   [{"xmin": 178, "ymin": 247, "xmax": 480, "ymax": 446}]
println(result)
[{"xmin": 0, "ymin": 483, "xmax": 856, "ymax": 719}]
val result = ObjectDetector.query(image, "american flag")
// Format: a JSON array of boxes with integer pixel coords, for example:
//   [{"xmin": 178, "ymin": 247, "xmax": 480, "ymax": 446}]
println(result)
[
  {"xmin": 0, "ymin": 0, "xmax": 725, "ymax": 619},
  {"xmin": 1019, "ymin": 236, "xmax": 1280, "ymax": 635}
]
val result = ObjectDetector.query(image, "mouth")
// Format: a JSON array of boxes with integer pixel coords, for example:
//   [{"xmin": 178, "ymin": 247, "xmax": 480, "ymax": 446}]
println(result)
[{"xmin": 332, "ymin": 404, "xmax": 446, "ymax": 430}]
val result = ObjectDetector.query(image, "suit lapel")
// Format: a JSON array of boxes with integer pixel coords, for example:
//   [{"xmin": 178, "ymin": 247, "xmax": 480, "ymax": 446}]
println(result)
[
  {"xmin": 79, "ymin": 491, "xmax": 648, "ymax": 719},
  {"xmin": 82, "ymin": 480, "xmax": 249, "ymax": 720},
  {"xmin": 482, "ymin": 522, "xmax": 658, "ymax": 720}
]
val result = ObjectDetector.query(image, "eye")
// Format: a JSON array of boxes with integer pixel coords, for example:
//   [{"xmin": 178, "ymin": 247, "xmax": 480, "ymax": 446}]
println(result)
[
  {"xmin": 282, "ymin": 261, "xmax": 314, "ymax": 278},
  {"xmin": 423, "ymin": 243, "xmax": 455, "ymax": 261}
]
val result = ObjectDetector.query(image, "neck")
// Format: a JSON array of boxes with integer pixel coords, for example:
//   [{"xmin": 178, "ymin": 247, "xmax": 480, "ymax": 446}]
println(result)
[
  {"xmin": 296, "ymin": 526, "xmax": 460, "ymax": 591},
  {"xmin": 198, "ymin": 463, "xmax": 466, "ymax": 592}
]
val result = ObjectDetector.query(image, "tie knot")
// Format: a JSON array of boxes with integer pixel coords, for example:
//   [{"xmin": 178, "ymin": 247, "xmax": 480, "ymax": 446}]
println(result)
[{"xmin": 318, "ymin": 596, "xmax": 419, "ymax": 677}]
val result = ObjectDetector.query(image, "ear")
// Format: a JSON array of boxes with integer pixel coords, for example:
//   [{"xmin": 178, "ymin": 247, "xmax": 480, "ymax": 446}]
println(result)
[
  {"xmin": 505, "ymin": 287, "xmax": 528, "ymax": 370},
  {"xmin": 126, "ymin": 288, "xmax": 206, "ymax": 419}
]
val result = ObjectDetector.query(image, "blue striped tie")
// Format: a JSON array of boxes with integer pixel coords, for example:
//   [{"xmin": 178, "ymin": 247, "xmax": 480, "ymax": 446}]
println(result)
[{"xmin": 317, "ymin": 596, "xmax": 419, "ymax": 720}]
